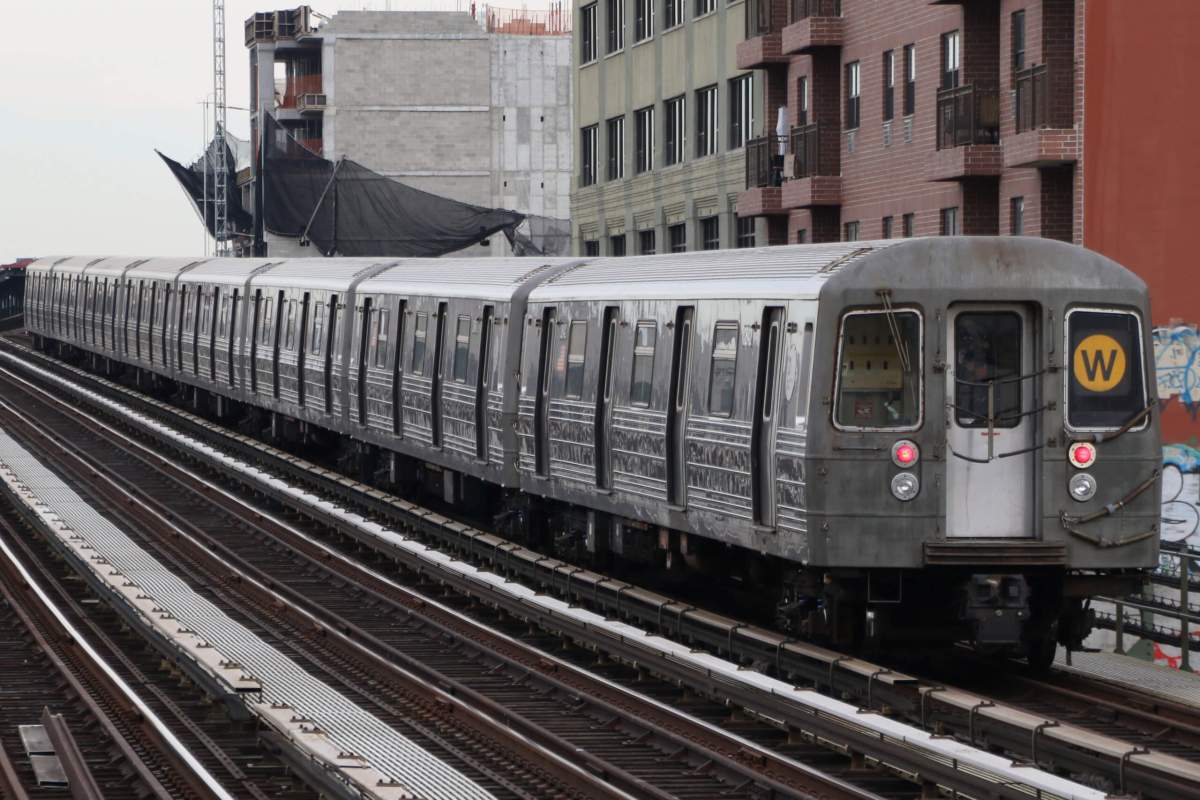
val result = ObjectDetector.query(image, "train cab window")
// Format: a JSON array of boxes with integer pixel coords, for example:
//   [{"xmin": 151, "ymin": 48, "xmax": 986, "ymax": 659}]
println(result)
[
  {"xmin": 566, "ymin": 321, "xmax": 587, "ymax": 399},
  {"xmin": 412, "ymin": 312, "xmax": 428, "ymax": 375},
  {"xmin": 311, "ymin": 302, "xmax": 325, "ymax": 355},
  {"xmin": 453, "ymin": 315, "xmax": 471, "ymax": 382},
  {"xmin": 708, "ymin": 322, "xmax": 739, "ymax": 417},
  {"xmin": 955, "ymin": 312, "xmax": 1021, "ymax": 428},
  {"xmin": 1066, "ymin": 308, "xmax": 1147, "ymax": 430},
  {"xmin": 630, "ymin": 321, "xmax": 657, "ymax": 407},
  {"xmin": 834, "ymin": 309, "xmax": 921, "ymax": 430},
  {"xmin": 375, "ymin": 308, "xmax": 390, "ymax": 368}
]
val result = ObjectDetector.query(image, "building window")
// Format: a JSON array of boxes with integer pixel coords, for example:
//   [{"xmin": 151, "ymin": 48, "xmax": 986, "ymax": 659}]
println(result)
[
  {"xmin": 845, "ymin": 61, "xmax": 861, "ymax": 130},
  {"xmin": 639, "ymin": 229, "xmax": 656, "ymax": 254},
  {"xmin": 668, "ymin": 222, "xmax": 687, "ymax": 252},
  {"xmin": 580, "ymin": 124, "xmax": 598, "ymax": 186},
  {"xmin": 736, "ymin": 217, "xmax": 756, "ymax": 248},
  {"xmin": 696, "ymin": 85, "xmax": 718, "ymax": 157},
  {"xmin": 610, "ymin": 233, "xmax": 627, "ymax": 256},
  {"xmin": 1011, "ymin": 196, "xmax": 1024, "ymax": 235},
  {"xmin": 635, "ymin": 0, "xmax": 654, "ymax": 41},
  {"xmin": 606, "ymin": 115, "xmax": 624, "ymax": 181},
  {"xmin": 903, "ymin": 44, "xmax": 916, "ymax": 115},
  {"xmin": 1011, "ymin": 10, "xmax": 1026, "ymax": 72},
  {"xmin": 797, "ymin": 76, "xmax": 809, "ymax": 125},
  {"xmin": 844, "ymin": 220, "xmax": 860, "ymax": 242},
  {"xmin": 606, "ymin": 0, "xmax": 624, "ymax": 54},
  {"xmin": 882, "ymin": 50, "xmax": 895, "ymax": 121},
  {"xmin": 729, "ymin": 74, "xmax": 753, "ymax": 149},
  {"xmin": 695, "ymin": 0, "xmax": 714, "ymax": 17},
  {"xmin": 701, "ymin": 216, "xmax": 720, "ymax": 250},
  {"xmin": 882, "ymin": 216, "xmax": 894, "ymax": 239},
  {"xmin": 941, "ymin": 30, "xmax": 961, "ymax": 90},
  {"xmin": 940, "ymin": 206, "xmax": 960, "ymax": 235},
  {"xmin": 665, "ymin": 95, "xmax": 685, "ymax": 166},
  {"xmin": 635, "ymin": 106, "xmax": 654, "ymax": 173},
  {"xmin": 584, "ymin": 239, "xmax": 600, "ymax": 256},
  {"xmin": 663, "ymin": 0, "xmax": 682, "ymax": 29},
  {"xmin": 902, "ymin": 212, "xmax": 915, "ymax": 237},
  {"xmin": 581, "ymin": 3, "xmax": 597, "ymax": 63}
]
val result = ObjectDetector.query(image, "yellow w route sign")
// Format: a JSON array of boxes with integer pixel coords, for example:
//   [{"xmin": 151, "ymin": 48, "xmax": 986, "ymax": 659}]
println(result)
[{"xmin": 1073, "ymin": 334, "xmax": 1126, "ymax": 392}]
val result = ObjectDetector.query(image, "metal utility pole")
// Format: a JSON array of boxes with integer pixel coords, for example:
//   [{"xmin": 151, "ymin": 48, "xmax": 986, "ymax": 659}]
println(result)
[{"xmin": 212, "ymin": 0, "xmax": 231, "ymax": 256}]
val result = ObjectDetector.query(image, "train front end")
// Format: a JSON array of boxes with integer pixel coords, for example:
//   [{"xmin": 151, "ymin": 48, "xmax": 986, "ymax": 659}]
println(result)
[{"xmin": 801, "ymin": 237, "xmax": 1159, "ymax": 666}]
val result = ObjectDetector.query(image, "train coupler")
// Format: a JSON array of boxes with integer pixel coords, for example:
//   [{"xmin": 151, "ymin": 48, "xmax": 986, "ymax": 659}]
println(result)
[{"xmin": 962, "ymin": 574, "xmax": 1030, "ymax": 646}]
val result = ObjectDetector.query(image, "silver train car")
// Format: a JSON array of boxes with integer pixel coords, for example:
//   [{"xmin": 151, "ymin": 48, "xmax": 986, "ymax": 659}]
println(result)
[{"xmin": 23, "ymin": 239, "xmax": 1160, "ymax": 665}]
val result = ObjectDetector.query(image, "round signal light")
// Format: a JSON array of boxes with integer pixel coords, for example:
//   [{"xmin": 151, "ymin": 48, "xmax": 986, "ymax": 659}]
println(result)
[
  {"xmin": 892, "ymin": 440, "xmax": 920, "ymax": 468},
  {"xmin": 1068, "ymin": 442, "xmax": 1096, "ymax": 469},
  {"xmin": 891, "ymin": 472, "xmax": 920, "ymax": 501}
]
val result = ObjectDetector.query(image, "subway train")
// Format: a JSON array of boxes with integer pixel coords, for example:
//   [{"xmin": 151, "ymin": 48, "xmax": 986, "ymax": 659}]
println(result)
[{"xmin": 22, "ymin": 238, "xmax": 1161, "ymax": 666}]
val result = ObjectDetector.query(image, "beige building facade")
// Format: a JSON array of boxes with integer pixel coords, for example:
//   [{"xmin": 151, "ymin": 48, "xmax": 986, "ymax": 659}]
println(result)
[{"xmin": 571, "ymin": 0, "xmax": 764, "ymax": 255}]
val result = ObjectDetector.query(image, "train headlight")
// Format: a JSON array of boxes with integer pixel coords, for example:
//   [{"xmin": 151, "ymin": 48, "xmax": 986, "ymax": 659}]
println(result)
[
  {"xmin": 1068, "ymin": 442, "xmax": 1096, "ymax": 469},
  {"xmin": 891, "ymin": 439, "xmax": 919, "ymax": 468},
  {"xmin": 1069, "ymin": 473, "xmax": 1097, "ymax": 502},
  {"xmin": 891, "ymin": 472, "xmax": 920, "ymax": 502}
]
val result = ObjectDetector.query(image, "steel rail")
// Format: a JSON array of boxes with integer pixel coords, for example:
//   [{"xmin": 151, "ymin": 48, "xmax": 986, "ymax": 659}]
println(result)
[
  {"xmin": 0, "ymin": 387, "xmax": 672, "ymax": 800},
  {"xmin": 5, "ymin": 341, "xmax": 1199, "ymax": 799},
  {"xmin": 0, "ymin": 514, "xmax": 231, "ymax": 800}
]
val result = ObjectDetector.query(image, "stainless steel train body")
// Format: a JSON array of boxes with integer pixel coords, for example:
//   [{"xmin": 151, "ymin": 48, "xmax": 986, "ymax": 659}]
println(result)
[{"xmin": 24, "ymin": 238, "xmax": 1159, "ymax": 657}]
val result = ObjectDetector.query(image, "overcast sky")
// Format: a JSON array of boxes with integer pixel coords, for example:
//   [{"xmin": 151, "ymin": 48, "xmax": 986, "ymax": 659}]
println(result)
[{"xmin": 0, "ymin": 0, "xmax": 509, "ymax": 264}]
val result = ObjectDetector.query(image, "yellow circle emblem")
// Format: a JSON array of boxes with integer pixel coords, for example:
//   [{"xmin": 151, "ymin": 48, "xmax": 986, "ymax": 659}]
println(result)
[{"xmin": 1073, "ymin": 334, "xmax": 1126, "ymax": 392}]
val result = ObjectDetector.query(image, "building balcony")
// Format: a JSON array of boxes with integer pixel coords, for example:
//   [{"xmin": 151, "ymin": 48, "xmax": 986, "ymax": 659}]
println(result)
[
  {"xmin": 1004, "ymin": 128, "xmax": 1078, "ymax": 168},
  {"xmin": 936, "ymin": 83, "xmax": 999, "ymax": 150},
  {"xmin": 782, "ymin": 122, "xmax": 841, "ymax": 206},
  {"xmin": 737, "ymin": 0, "xmax": 788, "ymax": 69},
  {"xmin": 781, "ymin": 0, "xmax": 843, "ymax": 54},
  {"xmin": 738, "ymin": 135, "xmax": 788, "ymax": 216},
  {"xmin": 279, "ymin": 74, "xmax": 323, "ymax": 109},
  {"xmin": 1005, "ymin": 65, "xmax": 1076, "ymax": 167}
]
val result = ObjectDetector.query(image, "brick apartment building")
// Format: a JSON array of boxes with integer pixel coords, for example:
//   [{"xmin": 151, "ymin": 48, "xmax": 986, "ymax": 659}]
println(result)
[{"xmin": 735, "ymin": 0, "xmax": 1089, "ymax": 244}]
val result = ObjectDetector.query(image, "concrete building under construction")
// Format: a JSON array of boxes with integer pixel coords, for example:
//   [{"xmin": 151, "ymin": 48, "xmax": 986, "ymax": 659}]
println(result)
[{"xmin": 242, "ymin": 5, "xmax": 573, "ymax": 256}]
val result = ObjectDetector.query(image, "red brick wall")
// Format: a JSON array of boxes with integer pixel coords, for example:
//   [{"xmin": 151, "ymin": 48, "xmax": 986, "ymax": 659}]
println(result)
[{"xmin": 1082, "ymin": 0, "xmax": 1200, "ymax": 442}]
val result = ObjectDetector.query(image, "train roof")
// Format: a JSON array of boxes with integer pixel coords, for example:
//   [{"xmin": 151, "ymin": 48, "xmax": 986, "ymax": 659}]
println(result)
[
  {"xmin": 359, "ymin": 258, "xmax": 578, "ymax": 300},
  {"xmin": 183, "ymin": 258, "xmax": 279, "ymax": 286},
  {"xmin": 529, "ymin": 242, "xmax": 898, "ymax": 301}
]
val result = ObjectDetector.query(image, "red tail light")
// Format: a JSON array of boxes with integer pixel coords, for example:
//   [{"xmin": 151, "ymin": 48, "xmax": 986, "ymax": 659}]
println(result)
[
  {"xmin": 892, "ymin": 440, "xmax": 919, "ymax": 467},
  {"xmin": 1068, "ymin": 442, "xmax": 1096, "ymax": 469}
]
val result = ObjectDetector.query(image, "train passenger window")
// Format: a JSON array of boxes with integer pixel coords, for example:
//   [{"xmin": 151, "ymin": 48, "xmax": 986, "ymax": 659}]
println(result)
[
  {"xmin": 218, "ymin": 296, "xmax": 230, "ymax": 338},
  {"xmin": 284, "ymin": 300, "xmax": 297, "ymax": 350},
  {"xmin": 412, "ymin": 312, "xmax": 428, "ymax": 375},
  {"xmin": 955, "ymin": 312, "xmax": 1021, "ymax": 428},
  {"xmin": 834, "ymin": 310, "xmax": 922, "ymax": 430},
  {"xmin": 708, "ymin": 322, "xmax": 739, "ymax": 416},
  {"xmin": 311, "ymin": 302, "xmax": 325, "ymax": 355},
  {"xmin": 453, "ymin": 315, "xmax": 471, "ymax": 382},
  {"xmin": 331, "ymin": 304, "xmax": 344, "ymax": 362},
  {"xmin": 566, "ymin": 321, "xmax": 587, "ymax": 399},
  {"xmin": 375, "ymin": 308, "xmax": 390, "ymax": 368},
  {"xmin": 1066, "ymin": 308, "xmax": 1146, "ymax": 430},
  {"xmin": 261, "ymin": 297, "xmax": 273, "ymax": 342},
  {"xmin": 630, "ymin": 321, "xmax": 657, "ymax": 407}
]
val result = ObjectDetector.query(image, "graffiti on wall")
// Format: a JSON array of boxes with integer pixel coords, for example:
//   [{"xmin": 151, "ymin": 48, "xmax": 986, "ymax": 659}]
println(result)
[
  {"xmin": 1154, "ymin": 325, "xmax": 1200, "ymax": 548},
  {"xmin": 1155, "ymin": 324, "xmax": 1200, "ymax": 412}
]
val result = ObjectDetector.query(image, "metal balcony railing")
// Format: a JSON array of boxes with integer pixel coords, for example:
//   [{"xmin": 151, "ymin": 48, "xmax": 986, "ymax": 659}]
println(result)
[
  {"xmin": 936, "ymin": 83, "xmax": 1000, "ymax": 149},
  {"xmin": 746, "ymin": 0, "xmax": 785, "ymax": 38},
  {"xmin": 745, "ymin": 135, "xmax": 787, "ymax": 188},
  {"xmin": 789, "ymin": 122, "xmax": 823, "ymax": 179},
  {"xmin": 1015, "ymin": 64, "xmax": 1048, "ymax": 133},
  {"xmin": 789, "ymin": 0, "xmax": 840, "ymax": 23}
]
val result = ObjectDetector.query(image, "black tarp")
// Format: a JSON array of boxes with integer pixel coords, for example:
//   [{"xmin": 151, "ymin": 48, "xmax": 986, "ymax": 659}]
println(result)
[
  {"xmin": 160, "ymin": 114, "xmax": 530, "ymax": 258},
  {"xmin": 157, "ymin": 134, "xmax": 253, "ymax": 243},
  {"xmin": 260, "ymin": 115, "xmax": 526, "ymax": 257}
]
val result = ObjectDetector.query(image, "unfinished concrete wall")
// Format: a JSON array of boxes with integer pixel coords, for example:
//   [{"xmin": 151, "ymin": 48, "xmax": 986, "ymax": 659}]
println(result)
[{"xmin": 489, "ymin": 34, "xmax": 573, "ymax": 255}]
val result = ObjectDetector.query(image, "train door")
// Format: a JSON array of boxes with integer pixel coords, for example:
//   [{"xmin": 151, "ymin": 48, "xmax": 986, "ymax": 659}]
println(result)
[
  {"xmin": 533, "ymin": 307, "xmax": 556, "ymax": 476},
  {"xmin": 666, "ymin": 306, "xmax": 695, "ymax": 506},
  {"xmin": 752, "ymin": 307, "xmax": 784, "ymax": 526},
  {"xmin": 594, "ymin": 306, "xmax": 619, "ymax": 489},
  {"xmin": 474, "ymin": 306, "xmax": 494, "ymax": 460},
  {"xmin": 945, "ymin": 304, "xmax": 1036, "ymax": 538},
  {"xmin": 431, "ymin": 302, "xmax": 448, "ymax": 447},
  {"xmin": 356, "ymin": 297, "xmax": 373, "ymax": 425},
  {"xmin": 391, "ymin": 299, "xmax": 407, "ymax": 436}
]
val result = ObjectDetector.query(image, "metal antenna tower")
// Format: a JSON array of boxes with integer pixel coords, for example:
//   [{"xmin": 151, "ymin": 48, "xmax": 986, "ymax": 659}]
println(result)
[{"xmin": 212, "ymin": 0, "xmax": 231, "ymax": 256}]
